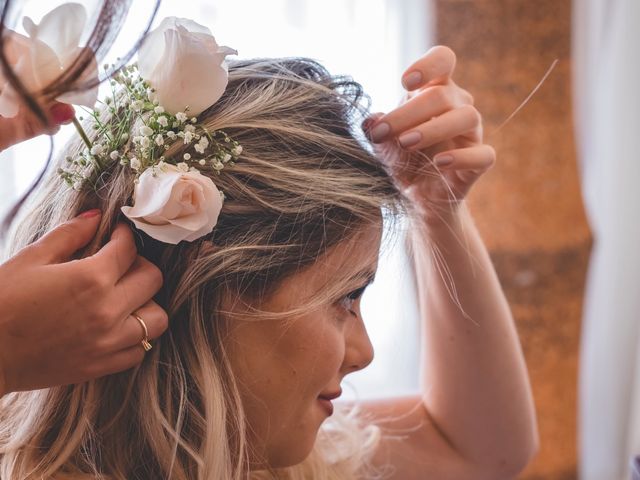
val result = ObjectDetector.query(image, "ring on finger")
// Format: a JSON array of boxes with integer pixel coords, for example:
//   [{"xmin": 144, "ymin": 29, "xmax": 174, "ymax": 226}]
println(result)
[{"xmin": 133, "ymin": 314, "xmax": 153, "ymax": 352}]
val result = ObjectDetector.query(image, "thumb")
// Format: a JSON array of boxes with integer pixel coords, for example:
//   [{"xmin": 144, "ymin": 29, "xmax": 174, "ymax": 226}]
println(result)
[
  {"xmin": 27, "ymin": 209, "xmax": 103, "ymax": 265},
  {"xmin": 0, "ymin": 103, "xmax": 75, "ymax": 152}
]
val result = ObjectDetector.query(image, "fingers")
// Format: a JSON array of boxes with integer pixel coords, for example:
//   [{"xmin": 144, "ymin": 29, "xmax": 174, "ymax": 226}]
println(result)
[
  {"xmin": 24, "ymin": 209, "xmax": 103, "ymax": 264},
  {"xmin": 433, "ymin": 144, "xmax": 496, "ymax": 171},
  {"xmin": 0, "ymin": 102, "xmax": 74, "ymax": 151},
  {"xmin": 103, "ymin": 300, "xmax": 169, "ymax": 352},
  {"xmin": 401, "ymin": 45, "xmax": 457, "ymax": 91},
  {"xmin": 114, "ymin": 255, "xmax": 164, "ymax": 318},
  {"xmin": 395, "ymin": 105, "xmax": 482, "ymax": 151},
  {"xmin": 365, "ymin": 84, "xmax": 473, "ymax": 142},
  {"xmin": 88, "ymin": 223, "xmax": 139, "ymax": 283},
  {"xmin": 93, "ymin": 345, "xmax": 146, "ymax": 378}
]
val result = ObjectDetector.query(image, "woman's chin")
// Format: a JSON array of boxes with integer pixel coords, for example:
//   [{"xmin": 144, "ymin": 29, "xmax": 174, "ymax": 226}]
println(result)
[{"xmin": 262, "ymin": 425, "xmax": 322, "ymax": 469}]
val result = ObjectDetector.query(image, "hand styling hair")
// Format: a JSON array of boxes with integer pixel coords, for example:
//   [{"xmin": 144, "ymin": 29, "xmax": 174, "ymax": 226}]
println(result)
[{"xmin": 0, "ymin": 0, "xmax": 161, "ymax": 236}]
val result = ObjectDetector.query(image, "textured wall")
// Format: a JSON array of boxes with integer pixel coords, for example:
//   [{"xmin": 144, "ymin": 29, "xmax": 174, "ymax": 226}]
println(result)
[{"xmin": 434, "ymin": 1, "xmax": 591, "ymax": 478}]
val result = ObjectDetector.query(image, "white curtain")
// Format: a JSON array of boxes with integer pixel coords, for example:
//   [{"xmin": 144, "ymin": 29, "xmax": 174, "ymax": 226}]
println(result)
[{"xmin": 573, "ymin": 1, "xmax": 640, "ymax": 479}]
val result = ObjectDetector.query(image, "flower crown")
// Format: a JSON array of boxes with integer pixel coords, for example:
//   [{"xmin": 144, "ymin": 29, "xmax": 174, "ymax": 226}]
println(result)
[{"xmin": 6, "ymin": 5, "xmax": 240, "ymax": 245}]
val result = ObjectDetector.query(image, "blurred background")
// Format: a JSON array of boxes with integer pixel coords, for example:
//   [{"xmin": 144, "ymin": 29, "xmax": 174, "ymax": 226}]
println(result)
[{"xmin": 1, "ymin": 1, "xmax": 639, "ymax": 479}]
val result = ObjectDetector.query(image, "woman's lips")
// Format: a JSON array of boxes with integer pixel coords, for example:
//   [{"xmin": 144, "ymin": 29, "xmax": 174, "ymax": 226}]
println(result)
[{"xmin": 317, "ymin": 397, "xmax": 334, "ymax": 416}]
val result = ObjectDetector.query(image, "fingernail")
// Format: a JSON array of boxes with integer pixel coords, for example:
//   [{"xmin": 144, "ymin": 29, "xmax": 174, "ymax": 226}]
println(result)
[
  {"xmin": 434, "ymin": 155, "xmax": 454, "ymax": 167},
  {"xmin": 402, "ymin": 71, "xmax": 422, "ymax": 90},
  {"xmin": 78, "ymin": 209, "xmax": 102, "ymax": 219},
  {"xmin": 398, "ymin": 131, "xmax": 422, "ymax": 148},
  {"xmin": 369, "ymin": 122, "xmax": 391, "ymax": 143},
  {"xmin": 50, "ymin": 103, "xmax": 75, "ymax": 125}
]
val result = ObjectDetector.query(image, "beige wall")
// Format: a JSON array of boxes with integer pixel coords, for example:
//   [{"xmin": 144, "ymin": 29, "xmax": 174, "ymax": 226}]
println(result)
[{"xmin": 434, "ymin": 1, "xmax": 590, "ymax": 478}]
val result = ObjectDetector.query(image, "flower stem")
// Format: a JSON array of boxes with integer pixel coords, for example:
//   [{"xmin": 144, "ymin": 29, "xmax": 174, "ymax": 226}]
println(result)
[
  {"xmin": 72, "ymin": 116, "xmax": 106, "ymax": 171},
  {"xmin": 72, "ymin": 116, "xmax": 92, "ymax": 150}
]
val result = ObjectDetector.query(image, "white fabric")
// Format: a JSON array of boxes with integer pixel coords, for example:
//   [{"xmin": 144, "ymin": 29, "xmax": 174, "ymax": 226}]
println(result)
[{"xmin": 573, "ymin": 1, "xmax": 640, "ymax": 479}]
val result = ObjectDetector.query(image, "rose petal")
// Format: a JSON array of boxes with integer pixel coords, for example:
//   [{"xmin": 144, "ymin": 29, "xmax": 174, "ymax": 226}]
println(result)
[
  {"xmin": 124, "ymin": 218, "xmax": 190, "ymax": 244},
  {"xmin": 137, "ymin": 18, "xmax": 170, "ymax": 81},
  {"xmin": 138, "ymin": 17, "xmax": 213, "ymax": 80},
  {"xmin": 147, "ymin": 27, "xmax": 234, "ymax": 115},
  {"xmin": 0, "ymin": 33, "xmax": 60, "ymax": 117},
  {"xmin": 22, "ymin": 3, "xmax": 87, "ymax": 66},
  {"xmin": 5, "ymin": 31, "xmax": 61, "ymax": 91},
  {"xmin": 120, "ymin": 165, "xmax": 223, "ymax": 244},
  {"xmin": 55, "ymin": 46, "xmax": 99, "ymax": 108},
  {"xmin": 122, "ymin": 169, "xmax": 181, "ymax": 218}
]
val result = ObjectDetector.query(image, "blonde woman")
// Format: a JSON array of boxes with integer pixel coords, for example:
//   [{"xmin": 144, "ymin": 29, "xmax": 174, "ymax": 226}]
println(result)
[{"xmin": 0, "ymin": 12, "xmax": 537, "ymax": 478}]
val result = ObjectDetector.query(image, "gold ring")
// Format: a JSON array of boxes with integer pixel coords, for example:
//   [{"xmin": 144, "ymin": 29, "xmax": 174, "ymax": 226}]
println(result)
[{"xmin": 133, "ymin": 314, "xmax": 153, "ymax": 351}]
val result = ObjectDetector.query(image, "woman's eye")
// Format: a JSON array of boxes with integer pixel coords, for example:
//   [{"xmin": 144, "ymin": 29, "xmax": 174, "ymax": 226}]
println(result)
[{"xmin": 339, "ymin": 285, "xmax": 367, "ymax": 314}]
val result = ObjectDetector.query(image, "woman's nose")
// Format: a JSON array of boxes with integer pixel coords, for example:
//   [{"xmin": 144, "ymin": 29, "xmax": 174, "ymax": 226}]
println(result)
[{"xmin": 342, "ymin": 315, "xmax": 374, "ymax": 375}]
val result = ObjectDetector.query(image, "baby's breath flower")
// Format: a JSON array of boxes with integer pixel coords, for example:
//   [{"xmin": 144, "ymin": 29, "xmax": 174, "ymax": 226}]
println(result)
[
  {"xmin": 194, "ymin": 136, "xmax": 209, "ymax": 154},
  {"xmin": 90, "ymin": 144, "xmax": 104, "ymax": 156},
  {"xmin": 131, "ymin": 100, "xmax": 144, "ymax": 112},
  {"xmin": 140, "ymin": 125, "xmax": 153, "ymax": 136},
  {"xmin": 130, "ymin": 157, "xmax": 141, "ymax": 171},
  {"xmin": 212, "ymin": 160, "xmax": 224, "ymax": 171},
  {"xmin": 60, "ymin": 62, "xmax": 240, "ymax": 194},
  {"xmin": 183, "ymin": 131, "xmax": 194, "ymax": 144}
]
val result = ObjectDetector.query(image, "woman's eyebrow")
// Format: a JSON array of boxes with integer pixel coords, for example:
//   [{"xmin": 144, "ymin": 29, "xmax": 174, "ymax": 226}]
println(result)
[{"xmin": 348, "ymin": 269, "xmax": 376, "ymax": 286}]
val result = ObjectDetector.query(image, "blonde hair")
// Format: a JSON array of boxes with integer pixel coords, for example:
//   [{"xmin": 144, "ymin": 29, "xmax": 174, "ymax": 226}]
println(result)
[{"xmin": 0, "ymin": 58, "xmax": 403, "ymax": 479}]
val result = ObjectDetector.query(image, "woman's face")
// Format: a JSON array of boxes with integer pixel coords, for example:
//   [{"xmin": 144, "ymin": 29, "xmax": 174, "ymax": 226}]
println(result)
[{"xmin": 224, "ymin": 223, "xmax": 381, "ymax": 469}]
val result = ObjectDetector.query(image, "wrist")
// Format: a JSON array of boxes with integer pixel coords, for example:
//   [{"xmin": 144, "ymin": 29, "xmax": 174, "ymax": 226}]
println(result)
[{"xmin": 412, "ymin": 201, "xmax": 469, "ymax": 233}]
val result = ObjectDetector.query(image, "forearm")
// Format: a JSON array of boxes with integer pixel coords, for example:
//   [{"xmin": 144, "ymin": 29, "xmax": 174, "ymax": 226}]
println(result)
[
  {"xmin": 0, "ymin": 358, "xmax": 6, "ymax": 398},
  {"xmin": 412, "ymin": 204, "xmax": 538, "ymax": 474}
]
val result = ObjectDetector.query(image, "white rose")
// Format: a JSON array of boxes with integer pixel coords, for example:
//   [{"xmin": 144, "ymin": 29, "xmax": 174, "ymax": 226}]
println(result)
[
  {"xmin": 121, "ymin": 163, "xmax": 223, "ymax": 244},
  {"xmin": 137, "ymin": 17, "xmax": 237, "ymax": 116},
  {"xmin": 0, "ymin": 3, "xmax": 98, "ymax": 118}
]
